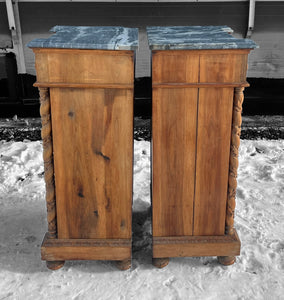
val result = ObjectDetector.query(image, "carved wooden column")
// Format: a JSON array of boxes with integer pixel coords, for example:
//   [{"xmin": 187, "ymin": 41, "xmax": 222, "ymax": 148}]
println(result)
[
  {"xmin": 39, "ymin": 87, "xmax": 64, "ymax": 270},
  {"xmin": 226, "ymin": 87, "xmax": 245, "ymax": 235},
  {"xmin": 218, "ymin": 87, "xmax": 245, "ymax": 266}
]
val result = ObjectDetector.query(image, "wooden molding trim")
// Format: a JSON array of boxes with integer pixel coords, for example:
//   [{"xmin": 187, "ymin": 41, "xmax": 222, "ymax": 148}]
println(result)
[
  {"xmin": 34, "ymin": 82, "xmax": 133, "ymax": 89},
  {"xmin": 41, "ymin": 234, "xmax": 131, "ymax": 261},
  {"xmin": 32, "ymin": 48, "xmax": 134, "ymax": 56},
  {"xmin": 153, "ymin": 230, "xmax": 240, "ymax": 258},
  {"xmin": 226, "ymin": 87, "xmax": 245, "ymax": 235},
  {"xmin": 39, "ymin": 88, "xmax": 57, "ymax": 239},
  {"xmin": 42, "ymin": 234, "xmax": 132, "ymax": 248},
  {"xmin": 154, "ymin": 232, "xmax": 238, "ymax": 245},
  {"xmin": 152, "ymin": 82, "xmax": 249, "ymax": 89},
  {"xmin": 152, "ymin": 49, "xmax": 251, "ymax": 56}
]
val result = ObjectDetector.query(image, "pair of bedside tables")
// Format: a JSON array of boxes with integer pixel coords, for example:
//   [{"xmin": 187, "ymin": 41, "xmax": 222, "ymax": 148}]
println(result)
[{"xmin": 28, "ymin": 25, "xmax": 257, "ymax": 270}]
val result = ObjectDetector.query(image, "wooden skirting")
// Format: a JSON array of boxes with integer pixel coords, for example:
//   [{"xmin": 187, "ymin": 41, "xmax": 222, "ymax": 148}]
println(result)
[
  {"xmin": 34, "ymin": 82, "xmax": 133, "ymax": 89},
  {"xmin": 152, "ymin": 82, "xmax": 249, "ymax": 89},
  {"xmin": 152, "ymin": 49, "xmax": 251, "ymax": 55},
  {"xmin": 41, "ymin": 233, "xmax": 131, "ymax": 261},
  {"xmin": 153, "ymin": 229, "xmax": 241, "ymax": 258}
]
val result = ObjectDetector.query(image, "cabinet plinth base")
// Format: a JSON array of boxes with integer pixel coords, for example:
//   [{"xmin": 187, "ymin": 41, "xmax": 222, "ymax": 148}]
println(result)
[
  {"xmin": 218, "ymin": 256, "xmax": 236, "ymax": 266},
  {"xmin": 41, "ymin": 233, "xmax": 131, "ymax": 269},
  {"xmin": 153, "ymin": 229, "xmax": 240, "ymax": 261},
  {"xmin": 152, "ymin": 257, "xmax": 170, "ymax": 268}
]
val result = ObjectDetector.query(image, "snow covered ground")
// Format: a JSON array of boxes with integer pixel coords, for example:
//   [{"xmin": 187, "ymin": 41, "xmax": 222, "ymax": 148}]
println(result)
[{"xmin": 0, "ymin": 139, "xmax": 283, "ymax": 299}]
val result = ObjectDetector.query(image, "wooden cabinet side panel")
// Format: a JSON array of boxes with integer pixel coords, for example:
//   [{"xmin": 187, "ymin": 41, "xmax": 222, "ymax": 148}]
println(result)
[
  {"xmin": 50, "ymin": 88, "xmax": 133, "ymax": 239},
  {"xmin": 200, "ymin": 54, "xmax": 248, "ymax": 83},
  {"xmin": 35, "ymin": 51, "xmax": 133, "ymax": 84},
  {"xmin": 194, "ymin": 88, "xmax": 233, "ymax": 236},
  {"xmin": 152, "ymin": 88, "xmax": 198, "ymax": 237}
]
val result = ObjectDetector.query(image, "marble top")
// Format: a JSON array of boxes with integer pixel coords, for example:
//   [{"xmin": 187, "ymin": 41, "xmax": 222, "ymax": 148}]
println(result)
[
  {"xmin": 147, "ymin": 26, "xmax": 258, "ymax": 50},
  {"xmin": 27, "ymin": 26, "xmax": 138, "ymax": 50}
]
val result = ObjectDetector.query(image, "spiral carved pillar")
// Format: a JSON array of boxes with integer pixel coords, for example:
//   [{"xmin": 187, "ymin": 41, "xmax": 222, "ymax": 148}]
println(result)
[
  {"xmin": 226, "ymin": 87, "xmax": 244, "ymax": 236},
  {"xmin": 39, "ymin": 88, "xmax": 64, "ymax": 270},
  {"xmin": 218, "ymin": 87, "xmax": 244, "ymax": 266},
  {"xmin": 39, "ymin": 88, "xmax": 57, "ymax": 239}
]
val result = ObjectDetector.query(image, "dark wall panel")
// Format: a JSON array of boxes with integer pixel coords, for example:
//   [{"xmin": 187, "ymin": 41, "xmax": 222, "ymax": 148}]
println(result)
[{"xmin": 17, "ymin": 2, "xmax": 284, "ymax": 78}]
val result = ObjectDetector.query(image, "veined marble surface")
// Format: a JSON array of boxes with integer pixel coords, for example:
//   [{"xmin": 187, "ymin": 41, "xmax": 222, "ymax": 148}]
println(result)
[
  {"xmin": 27, "ymin": 26, "xmax": 138, "ymax": 50},
  {"xmin": 146, "ymin": 26, "xmax": 258, "ymax": 50}
]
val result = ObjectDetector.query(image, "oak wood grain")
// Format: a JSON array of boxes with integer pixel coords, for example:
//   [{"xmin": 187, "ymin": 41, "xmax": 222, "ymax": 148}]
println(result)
[
  {"xmin": 151, "ymin": 47, "xmax": 251, "ymax": 263},
  {"xmin": 152, "ymin": 49, "xmax": 250, "ymax": 56},
  {"xmin": 50, "ymin": 88, "xmax": 133, "ymax": 239},
  {"xmin": 41, "ymin": 234, "xmax": 131, "ymax": 261},
  {"xmin": 200, "ymin": 53, "xmax": 248, "ymax": 83},
  {"xmin": 152, "ymin": 87, "xmax": 198, "ymax": 237},
  {"xmin": 153, "ymin": 230, "xmax": 240, "ymax": 258},
  {"xmin": 152, "ymin": 82, "xmax": 249, "ymax": 88},
  {"xmin": 194, "ymin": 88, "xmax": 233, "ymax": 236},
  {"xmin": 34, "ymin": 82, "xmax": 133, "ymax": 89},
  {"xmin": 152, "ymin": 51, "xmax": 199, "ymax": 84},
  {"xmin": 34, "ymin": 49, "xmax": 133, "ymax": 84}
]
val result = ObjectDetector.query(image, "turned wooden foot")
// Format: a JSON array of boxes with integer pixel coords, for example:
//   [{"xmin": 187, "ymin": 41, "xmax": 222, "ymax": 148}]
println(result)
[
  {"xmin": 218, "ymin": 256, "xmax": 236, "ymax": 266},
  {"xmin": 116, "ymin": 259, "xmax": 131, "ymax": 270},
  {"xmin": 152, "ymin": 257, "xmax": 170, "ymax": 268},
  {"xmin": 46, "ymin": 260, "xmax": 65, "ymax": 270}
]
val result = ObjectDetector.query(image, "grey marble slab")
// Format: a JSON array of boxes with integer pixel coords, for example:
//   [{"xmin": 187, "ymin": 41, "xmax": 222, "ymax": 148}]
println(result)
[
  {"xmin": 147, "ymin": 26, "xmax": 258, "ymax": 50},
  {"xmin": 27, "ymin": 26, "xmax": 138, "ymax": 50}
]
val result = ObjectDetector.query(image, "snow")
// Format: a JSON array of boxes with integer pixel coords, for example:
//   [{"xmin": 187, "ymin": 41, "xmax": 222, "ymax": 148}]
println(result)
[{"xmin": 0, "ymin": 139, "xmax": 283, "ymax": 299}]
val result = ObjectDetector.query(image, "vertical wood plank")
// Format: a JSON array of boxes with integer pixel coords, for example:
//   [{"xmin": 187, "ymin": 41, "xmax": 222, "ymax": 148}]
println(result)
[
  {"xmin": 194, "ymin": 88, "xmax": 233, "ymax": 236},
  {"xmin": 152, "ymin": 87, "xmax": 198, "ymax": 237},
  {"xmin": 50, "ymin": 88, "xmax": 133, "ymax": 240}
]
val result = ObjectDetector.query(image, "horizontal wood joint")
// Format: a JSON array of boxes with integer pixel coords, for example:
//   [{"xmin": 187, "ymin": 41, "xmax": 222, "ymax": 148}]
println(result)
[
  {"xmin": 152, "ymin": 49, "xmax": 251, "ymax": 55},
  {"xmin": 153, "ymin": 230, "xmax": 241, "ymax": 258},
  {"xmin": 34, "ymin": 82, "xmax": 133, "ymax": 89},
  {"xmin": 41, "ymin": 234, "xmax": 131, "ymax": 261},
  {"xmin": 32, "ymin": 48, "xmax": 134, "ymax": 56},
  {"xmin": 152, "ymin": 82, "xmax": 249, "ymax": 89},
  {"xmin": 42, "ymin": 233, "xmax": 131, "ymax": 248}
]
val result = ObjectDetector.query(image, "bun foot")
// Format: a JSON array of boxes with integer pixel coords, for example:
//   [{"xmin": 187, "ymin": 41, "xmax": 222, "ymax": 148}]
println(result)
[
  {"xmin": 46, "ymin": 260, "xmax": 65, "ymax": 270},
  {"xmin": 218, "ymin": 256, "xmax": 236, "ymax": 266},
  {"xmin": 116, "ymin": 259, "xmax": 131, "ymax": 270},
  {"xmin": 153, "ymin": 257, "xmax": 170, "ymax": 268}
]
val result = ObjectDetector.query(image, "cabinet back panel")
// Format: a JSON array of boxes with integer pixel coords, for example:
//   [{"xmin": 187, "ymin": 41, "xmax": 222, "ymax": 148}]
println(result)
[
  {"xmin": 194, "ymin": 88, "xmax": 233, "ymax": 236},
  {"xmin": 152, "ymin": 88, "xmax": 198, "ymax": 237},
  {"xmin": 50, "ymin": 87, "xmax": 133, "ymax": 239}
]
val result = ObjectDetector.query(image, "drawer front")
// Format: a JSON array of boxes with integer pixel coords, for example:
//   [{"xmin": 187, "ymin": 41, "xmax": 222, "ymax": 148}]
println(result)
[{"xmin": 35, "ymin": 49, "xmax": 134, "ymax": 84}]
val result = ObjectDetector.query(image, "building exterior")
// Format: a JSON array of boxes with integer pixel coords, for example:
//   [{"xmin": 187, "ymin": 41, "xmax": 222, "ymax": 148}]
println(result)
[{"xmin": 0, "ymin": 1, "xmax": 284, "ymax": 106}]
